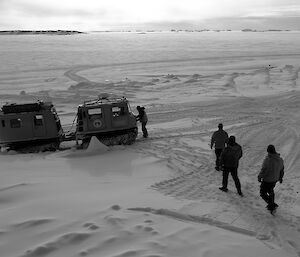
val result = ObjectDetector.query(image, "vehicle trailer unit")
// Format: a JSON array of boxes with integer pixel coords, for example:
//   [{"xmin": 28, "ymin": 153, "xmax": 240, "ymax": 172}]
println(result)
[{"xmin": 0, "ymin": 101, "xmax": 63, "ymax": 152}]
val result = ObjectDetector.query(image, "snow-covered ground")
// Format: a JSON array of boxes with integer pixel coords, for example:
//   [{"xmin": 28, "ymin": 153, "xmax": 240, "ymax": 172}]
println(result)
[{"xmin": 0, "ymin": 32, "xmax": 300, "ymax": 257}]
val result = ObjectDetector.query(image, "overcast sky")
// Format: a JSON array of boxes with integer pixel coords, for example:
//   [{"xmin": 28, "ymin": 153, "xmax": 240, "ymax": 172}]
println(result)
[{"xmin": 0, "ymin": 0, "xmax": 300, "ymax": 30}]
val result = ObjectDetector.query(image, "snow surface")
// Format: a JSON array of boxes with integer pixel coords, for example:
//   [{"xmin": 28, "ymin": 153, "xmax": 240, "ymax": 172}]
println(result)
[{"xmin": 0, "ymin": 32, "xmax": 300, "ymax": 257}]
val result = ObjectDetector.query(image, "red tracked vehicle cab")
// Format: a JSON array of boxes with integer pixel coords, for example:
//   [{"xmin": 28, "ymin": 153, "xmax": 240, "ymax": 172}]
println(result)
[{"xmin": 76, "ymin": 96, "xmax": 138, "ymax": 147}]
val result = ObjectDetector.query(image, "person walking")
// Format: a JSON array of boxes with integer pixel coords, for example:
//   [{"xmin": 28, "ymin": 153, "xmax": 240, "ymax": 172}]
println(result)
[
  {"xmin": 219, "ymin": 135, "xmax": 243, "ymax": 196},
  {"xmin": 258, "ymin": 144, "xmax": 284, "ymax": 214},
  {"xmin": 136, "ymin": 106, "xmax": 148, "ymax": 138},
  {"xmin": 210, "ymin": 123, "xmax": 228, "ymax": 171}
]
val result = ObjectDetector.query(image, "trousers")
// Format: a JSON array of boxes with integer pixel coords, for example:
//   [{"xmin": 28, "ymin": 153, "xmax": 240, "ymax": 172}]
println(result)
[
  {"xmin": 141, "ymin": 121, "xmax": 148, "ymax": 138},
  {"xmin": 215, "ymin": 148, "xmax": 223, "ymax": 168},
  {"xmin": 222, "ymin": 167, "xmax": 242, "ymax": 194},
  {"xmin": 260, "ymin": 181, "xmax": 276, "ymax": 207}
]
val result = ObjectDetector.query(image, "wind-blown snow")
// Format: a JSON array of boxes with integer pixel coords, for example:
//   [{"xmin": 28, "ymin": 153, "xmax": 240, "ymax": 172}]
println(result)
[{"xmin": 0, "ymin": 32, "xmax": 299, "ymax": 257}]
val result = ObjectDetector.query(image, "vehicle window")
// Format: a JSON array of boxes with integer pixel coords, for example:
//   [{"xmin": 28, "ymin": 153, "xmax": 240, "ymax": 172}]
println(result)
[
  {"xmin": 51, "ymin": 107, "xmax": 58, "ymax": 115},
  {"xmin": 51, "ymin": 107, "xmax": 59, "ymax": 120},
  {"xmin": 112, "ymin": 106, "xmax": 126, "ymax": 117},
  {"xmin": 88, "ymin": 108, "xmax": 102, "ymax": 117},
  {"xmin": 10, "ymin": 118, "xmax": 21, "ymax": 128},
  {"xmin": 1, "ymin": 120, "xmax": 5, "ymax": 127},
  {"xmin": 34, "ymin": 115, "xmax": 43, "ymax": 126}
]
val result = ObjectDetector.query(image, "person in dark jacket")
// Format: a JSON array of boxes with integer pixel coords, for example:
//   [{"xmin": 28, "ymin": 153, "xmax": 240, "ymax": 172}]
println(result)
[
  {"xmin": 219, "ymin": 135, "xmax": 243, "ymax": 196},
  {"xmin": 210, "ymin": 123, "xmax": 229, "ymax": 171},
  {"xmin": 136, "ymin": 106, "xmax": 148, "ymax": 138},
  {"xmin": 258, "ymin": 144, "xmax": 284, "ymax": 213}
]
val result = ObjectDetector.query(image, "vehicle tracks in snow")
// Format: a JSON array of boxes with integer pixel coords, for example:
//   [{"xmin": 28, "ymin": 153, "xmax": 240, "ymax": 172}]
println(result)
[{"xmin": 132, "ymin": 91, "xmax": 300, "ymax": 255}]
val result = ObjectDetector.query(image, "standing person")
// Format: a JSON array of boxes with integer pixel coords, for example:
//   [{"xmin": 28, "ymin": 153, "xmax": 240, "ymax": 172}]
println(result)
[
  {"xmin": 219, "ymin": 135, "xmax": 243, "ymax": 196},
  {"xmin": 258, "ymin": 145, "xmax": 284, "ymax": 214},
  {"xmin": 136, "ymin": 106, "xmax": 148, "ymax": 138},
  {"xmin": 210, "ymin": 123, "xmax": 229, "ymax": 171}
]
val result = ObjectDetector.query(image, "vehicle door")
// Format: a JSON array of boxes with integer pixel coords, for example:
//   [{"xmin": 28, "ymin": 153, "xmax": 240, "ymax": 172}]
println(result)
[
  {"xmin": 33, "ymin": 114, "xmax": 46, "ymax": 138},
  {"xmin": 87, "ymin": 107, "xmax": 105, "ymax": 131},
  {"xmin": 111, "ymin": 105, "xmax": 128, "ymax": 128}
]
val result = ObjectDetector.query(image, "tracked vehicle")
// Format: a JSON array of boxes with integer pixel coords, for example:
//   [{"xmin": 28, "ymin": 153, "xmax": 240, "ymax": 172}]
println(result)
[
  {"xmin": 75, "ymin": 96, "xmax": 138, "ymax": 147},
  {"xmin": 0, "ymin": 101, "xmax": 63, "ymax": 152},
  {"xmin": 0, "ymin": 96, "xmax": 138, "ymax": 152}
]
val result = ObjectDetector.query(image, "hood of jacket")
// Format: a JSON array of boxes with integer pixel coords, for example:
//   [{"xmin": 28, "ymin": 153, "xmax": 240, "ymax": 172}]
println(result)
[
  {"xmin": 267, "ymin": 153, "xmax": 281, "ymax": 160},
  {"xmin": 228, "ymin": 143, "xmax": 240, "ymax": 151}
]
